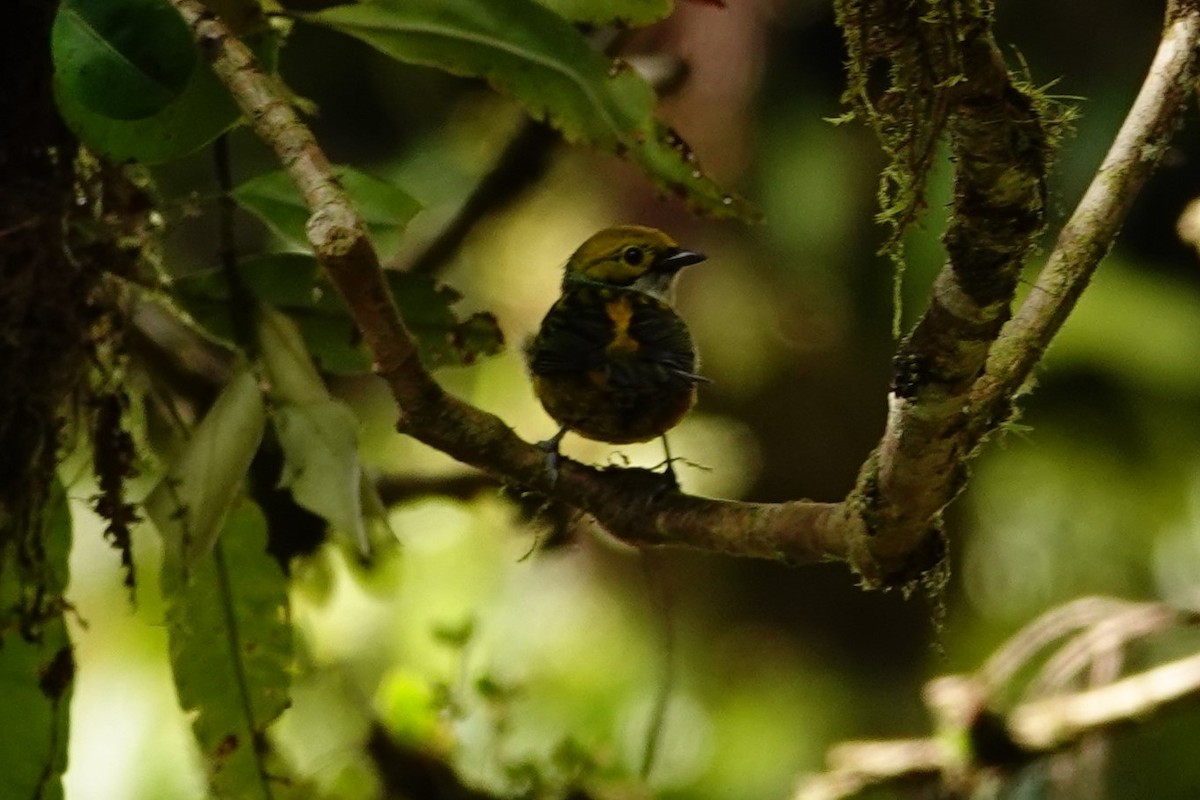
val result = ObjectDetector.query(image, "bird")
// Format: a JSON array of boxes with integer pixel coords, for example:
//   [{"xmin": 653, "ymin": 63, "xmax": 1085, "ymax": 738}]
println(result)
[{"xmin": 526, "ymin": 225, "xmax": 707, "ymax": 484}]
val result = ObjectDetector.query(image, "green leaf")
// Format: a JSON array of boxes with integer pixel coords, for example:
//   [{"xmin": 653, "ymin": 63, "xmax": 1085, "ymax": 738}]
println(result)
[
  {"xmin": 53, "ymin": 30, "xmax": 278, "ymax": 164},
  {"xmin": 257, "ymin": 307, "xmax": 371, "ymax": 554},
  {"xmin": 51, "ymin": 0, "xmax": 197, "ymax": 120},
  {"xmin": 377, "ymin": 671, "xmax": 440, "ymax": 745},
  {"xmin": 388, "ymin": 269, "xmax": 507, "ymax": 369},
  {"xmin": 145, "ymin": 368, "xmax": 267, "ymax": 571},
  {"xmin": 304, "ymin": 0, "xmax": 755, "ymax": 220},
  {"xmin": 174, "ymin": 254, "xmax": 504, "ymax": 373},
  {"xmin": 536, "ymin": 0, "xmax": 673, "ymax": 26},
  {"xmin": 0, "ymin": 481, "xmax": 73, "ymax": 800},
  {"xmin": 163, "ymin": 500, "xmax": 293, "ymax": 799},
  {"xmin": 273, "ymin": 401, "xmax": 367, "ymax": 553},
  {"xmin": 232, "ymin": 167, "xmax": 423, "ymax": 256},
  {"xmin": 258, "ymin": 306, "xmax": 329, "ymax": 406}
]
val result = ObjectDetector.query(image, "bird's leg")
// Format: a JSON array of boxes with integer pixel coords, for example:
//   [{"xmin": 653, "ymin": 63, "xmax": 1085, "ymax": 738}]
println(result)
[
  {"xmin": 659, "ymin": 434, "xmax": 680, "ymax": 489},
  {"xmin": 537, "ymin": 425, "xmax": 570, "ymax": 486}
]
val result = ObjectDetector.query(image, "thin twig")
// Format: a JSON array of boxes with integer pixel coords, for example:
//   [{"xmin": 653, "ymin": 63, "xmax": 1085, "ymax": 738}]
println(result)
[
  {"xmin": 1012, "ymin": 649, "xmax": 1200, "ymax": 751},
  {"xmin": 213, "ymin": 134, "xmax": 257, "ymax": 352},
  {"xmin": 799, "ymin": 595, "xmax": 1200, "ymax": 799},
  {"xmin": 400, "ymin": 120, "xmax": 558, "ymax": 276},
  {"xmin": 396, "ymin": 33, "xmax": 691, "ymax": 278},
  {"xmin": 375, "ymin": 472, "xmax": 500, "ymax": 504},
  {"xmin": 638, "ymin": 548, "xmax": 676, "ymax": 783}
]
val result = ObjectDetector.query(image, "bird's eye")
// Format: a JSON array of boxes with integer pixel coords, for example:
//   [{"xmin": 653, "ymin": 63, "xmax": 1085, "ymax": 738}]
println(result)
[{"xmin": 622, "ymin": 246, "xmax": 645, "ymax": 266}]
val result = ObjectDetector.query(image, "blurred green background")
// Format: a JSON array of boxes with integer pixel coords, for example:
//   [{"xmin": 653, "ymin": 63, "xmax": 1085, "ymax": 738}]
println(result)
[{"xmin": 62, "ymin": 1, "xmax": 1200, "ymax": 798}]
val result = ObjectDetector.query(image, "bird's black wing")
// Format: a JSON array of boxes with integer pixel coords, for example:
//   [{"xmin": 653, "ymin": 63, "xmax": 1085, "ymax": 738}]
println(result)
[
  {"xmin": 595, "ymin": 293, "xmax": 698, "ymax": 392},
  {"xmin": 625, "ymin": 292, "xmax": 698, "ymax": 382},
  {"xmin": 526, "ymin": 287, "xmax": 614, "ymax": 375},
  {"xmin": 528, "ymin": 287, "xmax": 701, "ymax": 392}
]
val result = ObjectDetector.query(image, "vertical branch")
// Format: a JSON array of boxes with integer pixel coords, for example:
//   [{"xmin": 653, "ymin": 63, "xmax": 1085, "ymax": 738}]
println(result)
[
  {"xmin": 837, "ymin": 0, "xmax": 1198, "ymax": 586},
  {"xmin": 838, "ymin": 1, "xmax": 1053, "ymax": 584},
  {"xmin": 866, "ymin": 44, "xmax": 1048, "ymax": 573}
]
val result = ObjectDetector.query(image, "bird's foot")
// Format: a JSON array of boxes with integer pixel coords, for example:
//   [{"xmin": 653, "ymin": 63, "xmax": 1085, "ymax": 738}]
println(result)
[
  {"xmin": 642, "ymin": 456, "xmax": 681, "ymax": 496},
  {"xmin": 536, "ymin": 427, "xmax": 569, "ymax": 487},
  {"xmin": 660, "ymin": 458, "xmax": 680, "ymax": 490},
  {"xmin": 654, "ymin": 434, "xmax": 683, "ymax": 492},
  {"xmin": 538, "ymin": 442, "xmax": 563, "ymax": 486}
]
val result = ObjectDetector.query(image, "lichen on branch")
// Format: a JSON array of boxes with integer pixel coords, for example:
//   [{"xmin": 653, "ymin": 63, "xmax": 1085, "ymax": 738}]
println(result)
[
  {"xmin": 834, "ymin": 0, "xmax": 1077, "ymax": 585},
  {"xmin": 833, "ymin": 0, "xmax": 1074, "ymax": 322}
]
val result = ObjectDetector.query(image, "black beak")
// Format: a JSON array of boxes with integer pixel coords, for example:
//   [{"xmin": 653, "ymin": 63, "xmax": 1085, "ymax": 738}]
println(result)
[{"xmin": 656, "ymin": 247, "xmax": 707, "ymax": 273}]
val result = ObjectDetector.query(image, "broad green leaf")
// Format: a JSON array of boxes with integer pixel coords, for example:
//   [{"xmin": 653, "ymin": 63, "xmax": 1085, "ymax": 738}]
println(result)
[
  {"xmin": 232, "ymin": 167, "xmax": 423, "ymax": 256},
  {"xmin": 0, "ymin": 481, "xmax": 73, "ymax": 800},
  {"xmin": 53, "ymin": 31, "xmax": 278, "ymax": 164},
  {"xmin": 304, "ymin": 0, "xmax": 755, "ymax": 220},
  {"xmin": 163, "ymin": 500, "xmax": 292, "ymax": 799},
  {"xmin": 174, "ymin": 253, "xmax": 504, "ymax": 373},
  {"xmin": 51, "ymin": 0, "xmax": 196, "ymax": 120},
  {"xmin": 273, "ymin": 401, "xmax": 367, "ymax": 554},
  {"xmin": 536, "ymin": 0, "xmax": 673, "ymax": 26},
  {"xmin": 258, "ymin": 306, "xmax": 329, "ymax": 406},
  {"xmin": 257, "ymin": 308, "xmax": 371, "ymax": 554},
  {"xmin": 145, "ymin": 368, "xmax": 266, "ymax": 570}
]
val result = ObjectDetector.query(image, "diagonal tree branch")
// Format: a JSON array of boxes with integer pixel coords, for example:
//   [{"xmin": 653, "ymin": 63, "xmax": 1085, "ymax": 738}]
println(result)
[
  {"xmin": 971, "ymin": 0, "xmax": 1200, "ymax": 425},
  {"xmin": 398, "ymin": 120, "xmax": 559, "ymax": 277}
]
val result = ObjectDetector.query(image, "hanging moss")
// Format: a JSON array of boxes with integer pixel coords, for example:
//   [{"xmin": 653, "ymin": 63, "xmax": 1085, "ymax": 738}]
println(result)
[{"xmin": 833, "ymin": 0, "xmax": 1075, "ymax": 333}]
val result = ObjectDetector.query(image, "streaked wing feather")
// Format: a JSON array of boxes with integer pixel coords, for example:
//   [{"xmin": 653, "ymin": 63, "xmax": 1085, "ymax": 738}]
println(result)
[
  {"xmin": 528, "ymin": 291, "xmax": 612, "ymax": 375},
  {"xmin": 605, "ymin": 294, "xmax": 699, "ymax": 391},
  {"xmin": 530, "ymin": 288, "xmax": 701, "ymax": 392}
]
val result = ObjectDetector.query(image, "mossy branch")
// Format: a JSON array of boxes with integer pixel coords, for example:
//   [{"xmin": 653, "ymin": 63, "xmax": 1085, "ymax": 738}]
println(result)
[
  {"xmin": 837, "ymin": 0, "xmax": 1058, "ymax": 582},
  {"xmin": 836, "ymin": 0, "xmax": 1196, "ymax": 586}
]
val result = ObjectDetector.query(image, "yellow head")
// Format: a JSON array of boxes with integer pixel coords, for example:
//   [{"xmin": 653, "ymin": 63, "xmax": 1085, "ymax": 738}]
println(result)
[{"xmin": 563, "ymin": 225, "xmax": 705, "ymax": 299}]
